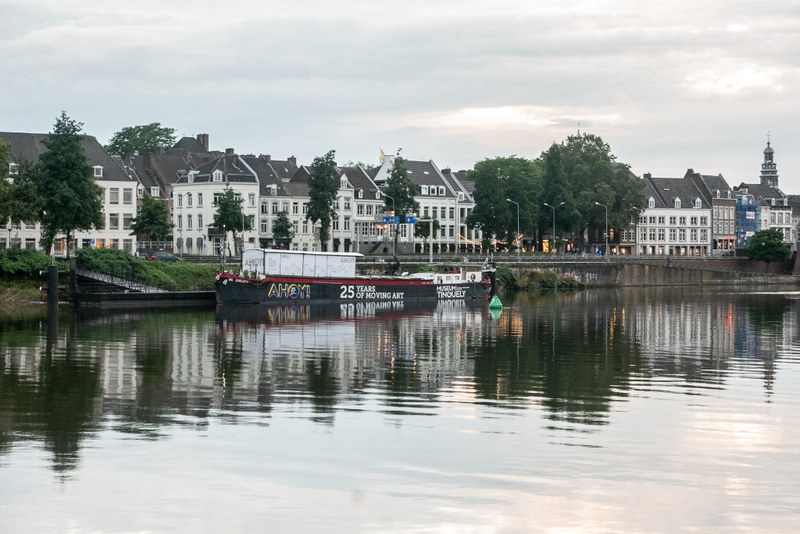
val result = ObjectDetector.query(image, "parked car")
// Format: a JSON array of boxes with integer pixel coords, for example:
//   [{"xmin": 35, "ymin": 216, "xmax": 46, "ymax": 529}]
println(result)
[{"xmin": 144, "ymin": 251, "xmax": 182, "ymax": 262}]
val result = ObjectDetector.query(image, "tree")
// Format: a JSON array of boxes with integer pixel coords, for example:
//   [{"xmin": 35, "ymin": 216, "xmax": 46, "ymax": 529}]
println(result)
[
  {"xmin": 212, "ymin": 187, "xmax": 250, "ymax": 255},
  {"xmin": 0, "ymin": 140, "xmax": 10, "ymax": 177},
  {"xmin": 537, "ymin": 133, "xmax": 642, "ymax": 252},
  {"xmin": 414, "ymin": 218, "xmax": 440, "ymax": 252},
  {"xmin": 383, "ymin": 154, "xmax": 420, "ymax": 254},
  {"xmin": 271, "ymin": 211, "xmax": 293, "ymax": 248},
  {"xmin": 36, "ymin": 112, "xmax": 104, "ymax": 257},
  {"xmin": 466, "ymin": 156, "xmax": 542, "ymax": 252},
  {"xmin": 130, "ymin": 195, "xmax": 172, "ymax": 242},
  {"xmin": 306, "ymin": 149, "xmax": 339, "ymax": 251},
  {"xmin": 105, "ymin": 123, "xmax": 177, "ymax": 157},
  {"xmin": 746, "ymin": 228, "xmax": 791, "ymax": 271}
]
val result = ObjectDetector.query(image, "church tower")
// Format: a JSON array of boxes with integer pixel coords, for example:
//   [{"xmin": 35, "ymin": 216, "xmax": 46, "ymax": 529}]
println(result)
[{"xmin": 759, "ymin": 137, "xmax": 779, "ymax": 188}]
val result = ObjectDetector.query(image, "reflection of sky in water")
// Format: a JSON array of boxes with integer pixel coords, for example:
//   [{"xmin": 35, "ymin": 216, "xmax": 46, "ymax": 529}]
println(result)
[{"xmin": 0, "ymin": 289, "xmax": 799, "ymax": 532}]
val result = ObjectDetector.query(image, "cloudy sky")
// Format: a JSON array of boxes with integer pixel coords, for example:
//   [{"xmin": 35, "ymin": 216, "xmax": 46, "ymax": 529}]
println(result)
[{"xmin": 2, "ymin": 0, "xmax": 798, "ymax": 190}]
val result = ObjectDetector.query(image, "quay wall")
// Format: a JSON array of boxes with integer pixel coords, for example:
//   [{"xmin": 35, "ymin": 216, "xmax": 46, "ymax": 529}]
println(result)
[{"xmin": 359, "ymin": 256, "xmax": 798, "ymax": 288}]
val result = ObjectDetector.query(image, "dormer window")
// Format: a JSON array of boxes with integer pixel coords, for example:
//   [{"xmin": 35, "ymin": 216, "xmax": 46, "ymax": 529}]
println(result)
[
  {"xmin": 715, "ymin": 189, "xmax": 720, "ymax": 198},
  {"xmin": 93, "ymin": 165, "xmax": 103, "ymax": 178},
  {"xmin": 648, "ymin": 197, "xmax": 656, "ymax": 208},
  {"xmin": 674, "ymin": 198, "xmax": 681, "ymax": 209},
  {"xmin": 8, "ymin": 162, "xmax": 18, "ymax": 175},
  {"xmin": 188, "ymin": 170, "xmax": 198, "ymax": 183},
  {"xmin": 694, "ymin": 198, "xmax": 702, "ymax": 208},
  {"xmin": 340, "ymin": 177, "xmax": 348, "ymax": 188},
  {"xmin": 457, "ymin": 192, "xmax": 465, "ymax": 201},
  {"xmin": 421, "ymin": 186, "xmax": 428, "ymax": 195},
  {"xmin": 269, "ymin": 184, "xmax": 277, "ymax": 195},
  {"xmin": 357, "ymin": 189, "xmax": 363, "ymax": 199},
  {"xmin": 150, "ymin": 186, "xmax": 160, "ymax": 197},
  {"xmin": 438, "ymin": 186, "xmax": 445, "ymax": 196},
  {"xmin": 212, "ymin": 170, "xmax": 223, "ymax": 182}
]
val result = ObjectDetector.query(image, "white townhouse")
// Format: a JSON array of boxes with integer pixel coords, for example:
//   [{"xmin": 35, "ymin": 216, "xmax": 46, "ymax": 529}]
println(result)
[
  {"xmin": 1, "ymin": 131, "xmax": 138, "ymax": 255},
  {"xmin": 637, "ymin": 173, "xmax": 713, "ymax": 256},
  {"xmin": 372, "ymin": 155, "xmax": 482, "ymax": 254},
  {"xmin": 170, "ymin": 149, "xmax": 259, "ymax": 257}
]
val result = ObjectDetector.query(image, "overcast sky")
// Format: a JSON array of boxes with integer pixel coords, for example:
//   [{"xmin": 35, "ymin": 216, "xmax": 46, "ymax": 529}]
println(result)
[{"xmin": 2, "ymin": 0, "xmax": 798, "ymax": 191}]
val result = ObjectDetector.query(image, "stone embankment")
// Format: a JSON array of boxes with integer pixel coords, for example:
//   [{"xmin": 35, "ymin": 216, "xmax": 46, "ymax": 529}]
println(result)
[{"xmin": 359, "ymin": 255, "xmax": 799, "ymax": 288}]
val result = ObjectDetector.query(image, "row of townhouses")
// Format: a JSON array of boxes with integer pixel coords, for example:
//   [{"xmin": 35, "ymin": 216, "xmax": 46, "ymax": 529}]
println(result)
[{"xmin": 1, "ymin": 131, "xmax": 797, "ymax": 257}]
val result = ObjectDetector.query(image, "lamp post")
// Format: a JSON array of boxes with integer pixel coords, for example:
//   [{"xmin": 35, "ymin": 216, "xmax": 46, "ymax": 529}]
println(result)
[
  {"xmin": 631, "ymin": 206, "xmax": 644, "ymax": 255},
  {"xmin": 543, "ymin": 202, "xmax": 564, "ymax": 253},
  {"xmin": 595, "ymin": 201, "xmax": 608, "ymax": 256},
  {"xmin": 383, "ymin": 192, "xmax": 395, "ymax": 256},
  {"xmin": 505, "ymin": 198, "xmax": 520, "ymax": 260}
]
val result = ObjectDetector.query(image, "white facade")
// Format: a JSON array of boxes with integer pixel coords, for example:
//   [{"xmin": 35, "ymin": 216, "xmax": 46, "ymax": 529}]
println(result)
[{"xmin": 637, "ymin": 204, "xmax": 713, "ymax": 256}]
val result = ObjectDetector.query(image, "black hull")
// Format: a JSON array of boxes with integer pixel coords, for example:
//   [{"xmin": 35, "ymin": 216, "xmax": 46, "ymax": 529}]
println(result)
[{"xmin": 215, "ymin": 273, "xmax": 492, "ymax": 306}]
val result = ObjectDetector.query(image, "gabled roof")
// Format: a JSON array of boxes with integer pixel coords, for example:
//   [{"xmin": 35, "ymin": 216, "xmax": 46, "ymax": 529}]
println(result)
[
  {"xmin": 342, "ymin": 166, "xmax": 380, "ymax": 198},
  {"xmin": 176, "ymin": 153, "xmax": 258, "ymax": 185},
  {"xmin": 643, "ymin": 173, "xmax": 708, "ymax": 208},
  {"xmin": 0, "ymin": 131, "xmax": 133, "ymax": 183},
  {"xmin": 173, "ymin": 136, "xmax": 208, "ymax": 153},
  {"xmin": 684, "ymin": 168, "xmax": 734, "ymax": 202},
  {"xmin": 240, "ymin": 155, "xmax": 291, "ymax": 197},
  {"xmin": 736, "ymin": 182, "xmax": 786, "ymax": 201}
]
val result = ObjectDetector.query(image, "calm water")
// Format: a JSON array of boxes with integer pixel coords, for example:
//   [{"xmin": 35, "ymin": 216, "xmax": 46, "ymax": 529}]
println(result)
[{"xmin": 1, "ymin": 288, "xmax": 799, "ymax": 533}]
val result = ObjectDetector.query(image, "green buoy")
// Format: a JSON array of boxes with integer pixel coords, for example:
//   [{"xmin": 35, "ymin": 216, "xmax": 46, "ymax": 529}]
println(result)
[{"xmin": 489, "ymin": 295, "xmax": 503, "ymax": 309}]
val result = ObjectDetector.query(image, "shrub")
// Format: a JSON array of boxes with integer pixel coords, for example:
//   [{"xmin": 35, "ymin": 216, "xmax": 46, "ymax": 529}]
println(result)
[
  {"xmin": 495, "ymin": 265, "xmax": 518, "ymax": 291},
  {"xmin": 76, "ymin": 248, "xmax": 143, "ymax": 278},
  {"xmin": 0, "ymin": 249, "xmax": 52, "ymax": 279}
]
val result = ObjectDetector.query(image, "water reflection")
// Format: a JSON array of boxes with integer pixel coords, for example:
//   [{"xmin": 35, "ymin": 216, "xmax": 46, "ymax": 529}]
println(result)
[{"xmin": 0, "ymin": 287, "xmax": 798, "ymax": 475}]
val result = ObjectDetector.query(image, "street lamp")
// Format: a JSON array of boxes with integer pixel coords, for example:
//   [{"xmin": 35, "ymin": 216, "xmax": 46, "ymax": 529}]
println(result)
[
  {"xmin": 543, "ymin": 202, "xmax": 565, "ymax": 253},
  {"xmin": 631, "ymin": 206, "xmax": 644, "ymax": 255},
  {"xmin": 505, "ymin": 198, "xmax": 520, "ymax": 260},
  {"xmin": 595, "ymin": 201, "xmax": 608, "ymax": 256},
  {"xmin": 382, "ymin": 192, "xmax": 396, "ymax": 256}
]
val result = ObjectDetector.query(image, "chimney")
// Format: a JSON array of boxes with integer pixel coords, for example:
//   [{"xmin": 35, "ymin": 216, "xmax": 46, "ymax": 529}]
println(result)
[
  {"xmin": 263, "ymin": 154, "xmax": 271, "ymax": 162},
  {"xmin": 442, "ymin": 168, "xmax": 451, "ymax": 175},
  {"xmin": 225, "ymin": 148, "xmax": 235, "ymax": 155},
  {"xmin": 288, "ymin": 155, "xmax": 297, "ymax": 167},
  {"xmin": 644, "ymin": 172, "xmax": 651, "ymax": 179},
  {"xmin": 197, "ymin": 133, "xmax": 209, "ymax": 151}
]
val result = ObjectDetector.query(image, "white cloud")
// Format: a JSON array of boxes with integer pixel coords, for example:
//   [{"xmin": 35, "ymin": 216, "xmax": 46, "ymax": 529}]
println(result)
[{"xmin": 1, "ymin": 0, "xmax": 798, "ymax": 189}]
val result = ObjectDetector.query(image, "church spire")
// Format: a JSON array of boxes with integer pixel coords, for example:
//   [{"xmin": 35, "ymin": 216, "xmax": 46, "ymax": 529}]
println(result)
[{"xmin": 760, "ymin": 134, "xmax": 779, "ymax": 188}]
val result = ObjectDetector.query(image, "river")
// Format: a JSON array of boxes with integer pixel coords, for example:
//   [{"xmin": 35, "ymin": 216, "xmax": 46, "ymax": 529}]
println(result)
[{"xmin": 1, "ymin": 287, "xmax": 799, "ymax": 533}]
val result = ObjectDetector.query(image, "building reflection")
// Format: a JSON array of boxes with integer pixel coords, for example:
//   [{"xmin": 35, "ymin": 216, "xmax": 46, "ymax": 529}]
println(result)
[{"xmin": 0, "ymin": 287, "xmax": 797, "ymax": 473}]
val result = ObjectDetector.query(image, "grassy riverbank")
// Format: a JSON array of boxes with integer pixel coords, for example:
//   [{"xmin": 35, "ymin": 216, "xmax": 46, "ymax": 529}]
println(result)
[{"xmin": 0, "ymin": 249, "xmax": 219, "ymax": 306}]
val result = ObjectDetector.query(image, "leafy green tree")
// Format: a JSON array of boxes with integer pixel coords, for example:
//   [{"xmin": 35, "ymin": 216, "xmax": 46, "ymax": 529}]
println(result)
[
  {"xmin": 306, "ymin": 149, "xmax": 339, "ymax": 251},
  {"xmin": 130, "ymin": 195, "xmax": 172, "ymax": 241},
  {"xmin": 212, "ymin": 186, "xmax": 251, "ymax": 255},
  {"xmin": 538, "ymin": 134, "xmax": 642, "ymax": 252},
  {"xmin": 272, "ymin": 211, "xmax": 293, "ymax": 248},
  {"xmin": 36, "ymin": 112, "xmax": 104, "ymax": 257},
  {"xmin": 383, "ymin": 154, "xmax": 420, "ymax": 254},
  {"xmin": 105, "ymin": 123, "xmax": 177, "ymax": 157},
  {"xmin": 0, "ymin": 143, "xmax": 41, "ymax": 228},
  {"xmin": 0, "ymin": 139, "xmax": 10, "ymax": 176},
  {"xmin": 414, "ymin": 218, "xmax": 440, "ymax": 252},
  {"xmin": 746, "ymin": 228, "xmax": 791, "ymax": 271},
  {"xmin": 466, "ymin": 156, "xmax": 542, "ymax": 252}
]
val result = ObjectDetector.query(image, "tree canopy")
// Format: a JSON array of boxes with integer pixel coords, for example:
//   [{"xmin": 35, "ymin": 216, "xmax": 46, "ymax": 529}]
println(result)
[
  {"xmin": 306, "ymin": 149, "xmax": 339, "ymax": 251},
  {"xmin": 466, "ymin": 156, "xmax": 542, "ymax": 251},
  {"xmin": 105, "ymin": 123, "xmax": 177, "ymax": 157},
  {"xmin": 746, "ymin": 228, "xmax": 791, "ymax": 269},
  {"xmin": 37, "ymin": 112, "xmax": 104, "ymax": 256},
  {"xmin": 130, "ymin": 195, "xmax": 172, "ymax": 241},
  {"xmin": 271, "ymin": 211, "xmax": 293, "ymax": 247},
  {"xmin": 537, "ymin": 133, "xmax": 643, "ymax": 250},
  {"xmin": 212, "ymin": 187, "xmax": 250, "ymax": 255},
  {"xmin": 383, "ymin": 154, "xmax": 420, "ymax": 254}
]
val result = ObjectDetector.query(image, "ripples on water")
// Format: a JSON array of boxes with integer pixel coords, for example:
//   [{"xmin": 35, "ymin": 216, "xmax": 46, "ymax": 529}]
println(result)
[{"xmin": 1, "ymin": 287, "xmax": 799, "ymax": 532}]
